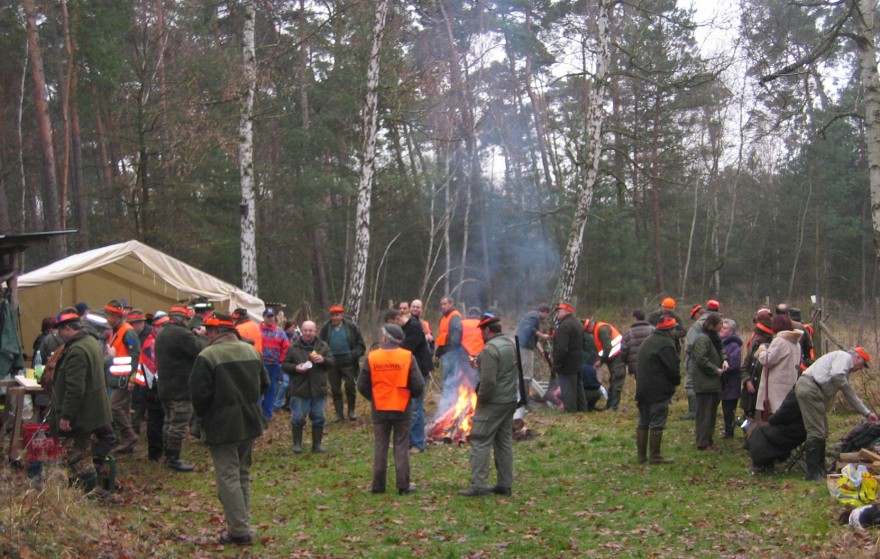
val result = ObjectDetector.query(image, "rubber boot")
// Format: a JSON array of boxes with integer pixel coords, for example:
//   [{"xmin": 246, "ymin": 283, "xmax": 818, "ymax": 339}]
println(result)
[
  {"xmin": 636, "ymin": 429, "xmax": 648, "ymax": 464},
  {"xmin": 165, "ymin": 451, "xmax": 195, "ymax": 472},
  {"xmin": 649, "ymin": 430, "xmax": 674, "ymax": 464},
  {"xmin": 347, "ymin": 394, "xmax": 358, "ymax": 420},
  {"xmin": 804, "ymin": 438, "xmax": 826, "ymax": 481},
  {"xmin": 312, "ymin": 425, "xmax": 326, "ymax": 453},
  {"xmin": 680, "ymin": 391, "xmax": 696, "ymax": 420},
  {"xmin": 292, "ymin": 424, "xmax": 303, "ymax": 454},
  {"xmin": 80, "ymin": 470, "xmax": 99, "ymax": 494},
  {"xmin": 331, "ymin": 399, "xmax": 344, "ymax": 423}
]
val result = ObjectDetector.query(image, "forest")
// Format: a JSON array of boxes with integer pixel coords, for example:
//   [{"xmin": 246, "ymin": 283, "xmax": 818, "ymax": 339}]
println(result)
[{"xmin": 1, "ymin": 0, "xmax": 878, "ymax": 321}]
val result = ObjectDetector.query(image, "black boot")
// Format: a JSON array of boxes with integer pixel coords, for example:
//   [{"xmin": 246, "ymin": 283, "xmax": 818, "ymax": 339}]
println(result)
[
  {"xmin": 332, "ymin": 399, "xmax": 344, "ymax": 422},
  {"xmin": 312, "ymin": 425, "xmax": 326, "ymax": 453},
  {"xmin": 292, "ymin": 424, "xmax": 303, "ymax": 454},
  {"xmin": 636, "ymin": 429, "xmax": 648, "ymax": 464},
  {"xmin": 166, "ymin": 451, "xmax": 195, "ymax": 472},
  {"xmin": 80, "ymin": 470, "xmax": 99, "ymax": 494},
  {"xmin": 347, "ymin": 394, "xmax": 358, "ymax": 420},
  {"xmin": 804, "ymin": 438, "xmax": 826, "ymax": 481}
]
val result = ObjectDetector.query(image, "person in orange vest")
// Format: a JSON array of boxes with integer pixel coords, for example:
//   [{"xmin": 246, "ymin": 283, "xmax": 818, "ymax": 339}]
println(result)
[
  {"xmin": 104, "ymin": 299, "xmax": 141, "ymax": 454},
  {"xmin": 436, "ymin": 296, "xmax": 465, "ymax": 384},
  {"xmin": 460, "ymin": 307, "xmax": 486, "ymax": 360},
  {"xmin": 584, "ymin": 318, "xmax": 626, "ymax": 411},
  {"xmin": 357, "ymin": 323, "xmax": 424, "ymax": 495}
]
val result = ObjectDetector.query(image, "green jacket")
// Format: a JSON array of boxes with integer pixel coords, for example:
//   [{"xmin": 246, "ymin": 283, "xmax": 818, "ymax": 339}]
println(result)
[
  {"xmin": 691, "ymin": 331, "xmax": 726, "ymax": 394},
  {"xmin": 477, "ymin": 334, "xmax": 519, "ymax": 406},
  {"xmin": 189, "ymin": 332, "xmax": 270, "ymax": 446},
  {"xmin": 319, "ymin": 318, "xmax": 366, "ymax": 362},
  {"xmin": 635, "ymin": 329, "xmax": 681, "ymax": 403},
  {"xmin": 50, "ymin": 330, "xmax": 112, "ymax": 436}
]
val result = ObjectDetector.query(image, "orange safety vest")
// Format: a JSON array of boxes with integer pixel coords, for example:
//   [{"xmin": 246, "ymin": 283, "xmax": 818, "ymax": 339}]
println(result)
[
  {"xmin": 593, "ymin": 322, "xmax": 623, "ymax": 359},
  {"xmin": 461, "ymin": 318, "xmax": 485, "ymax": 357},
  {"xmin": 236, "ymin": 319, "xmax": 264, "ymax": 353},
  {"xmin": 421, "ymin": 319, "xmax": 432, "ymax": 336},
  {"xmin": 109, "ymin": 321, "xmax": 136, "ymax": 378},
  {"xmin": 367, "ymin": 347, "xmax": 413, "ymax": 412},
  {"xmin": 436, "ymin": 310, "xmax": 462, "ymax": 347}
]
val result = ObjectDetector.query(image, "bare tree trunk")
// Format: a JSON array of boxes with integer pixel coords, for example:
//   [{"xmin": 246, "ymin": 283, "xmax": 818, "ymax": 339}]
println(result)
[
  {"xmin": 93, "ymin": 86, "xmax": 114, "ymax": 189},
  {"xmin": 554, "ymin": 0, "xmax": 613, "ymax": 303},
  {"xmin": 59, "ymin": 0, "xmax": 74, "ymax": 230},
  {"xmin": 853, "ymin": 0, "xmax": 880, "ymax": 267},
  {"xmin": 347, "ymin": 0, "xmax": 390, "ymax": 322},
  {"xmin": 17, "ymin": 28, "xmax": 31, "ymax": 229},
  {"xmin": 649, "ymin": 95, "xmax": 665, "ymax": 294},
  {"xmin": 680, "ymin": 179, "xmax": 699, "ymax": 299},
  {"xmin": 240, "ymin": 0, "xmax": 258, "ymax": 295},
  {"xmin": 23, "ymin": 0, "xmax": 65, "ymax": 258}
]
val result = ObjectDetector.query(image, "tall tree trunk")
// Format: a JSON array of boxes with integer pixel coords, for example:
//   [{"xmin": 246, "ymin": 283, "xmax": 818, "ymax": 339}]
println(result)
[
  {"xmin": 553, "ymin": 0, "xmax": 613, "ymax": 303},
  {"xmin": 23, "ymin": 0, "xmax": 65, "ymax": 258},
  {"xmin": 59, "ymin": 0, "xmax": 74, "ymax": 230},
  {"xmin": 347, "ymin": 0, "xmax": 390, "ymax": 322},
  {"xmin": 649, "ymin": 95, "xmax": 665, "ymax": 294},
  {"xmin": 93, "ymin": 86, "xmax": 114, "ymax": 189},
  {"xmin": 240, "ymin": 0, "xmax": 258, "ymax": 294},
  {"xmin": 853, "ymin": 0, "xmax": 880, "ymax": 267}
]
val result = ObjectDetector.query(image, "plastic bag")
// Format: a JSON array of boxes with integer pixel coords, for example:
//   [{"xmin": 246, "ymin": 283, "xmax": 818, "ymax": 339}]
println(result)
[{"xmin": 835, "ymin": 464, "xmax": 879, "ymax": 507}]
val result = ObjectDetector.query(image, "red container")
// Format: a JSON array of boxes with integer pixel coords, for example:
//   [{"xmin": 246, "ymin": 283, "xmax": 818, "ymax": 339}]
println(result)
[{"xmin": 23, "ymin": 422, "xmax": 62, "ymax": 462}]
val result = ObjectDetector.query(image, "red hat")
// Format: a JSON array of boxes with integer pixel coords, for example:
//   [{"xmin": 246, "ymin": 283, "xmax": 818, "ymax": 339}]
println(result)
[
  {"xmin": 204, "ymin": 312, "xmax": 235, "ymax": 329},
  {"xmin": 661, "ymin": 297, "xmax": 676, "ymax": 309},
  {"xmin": 706, "ymin": 299, "xmax": 721, "ymax": 312},
  {"xmin": 657, "ymin": 316, "xmax": 677, "ymax": 330},
  {"xmin": 690, "ymin": 305, "xmax": 702, "ymax": 319},
  {"xmin": 855, "ymin": 347, "xmax": 872, "ymax": 368},
  {"xmin": 55, "ymin": 311, "xmax": 81, "ymax": 328},
  {"xmin": 329, "ymin": 305, "xmax": 345, "ymax": 314},
  {"xmin": 478, "ymin": 313, "xmax": 500, "ymax": 329},
  {"xmin": 152, "ymin": 315, "xmax": 171, "ymax": 328},
  {"xmin": 556, "ymin": 303, "xmax": 574, "ymax": 313},
  {"xmin": 169, "ymin": 305, "xmax": 193, "ymax": 318}
]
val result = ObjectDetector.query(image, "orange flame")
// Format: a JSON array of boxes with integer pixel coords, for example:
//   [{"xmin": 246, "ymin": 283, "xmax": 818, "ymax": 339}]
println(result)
[{"xmin": 427, "ymin": 380, "xmax": 478, "ymax": 443}]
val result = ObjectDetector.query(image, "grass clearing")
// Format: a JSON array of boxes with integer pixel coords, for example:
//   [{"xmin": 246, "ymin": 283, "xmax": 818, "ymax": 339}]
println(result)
[{"xmin": 2, "ymin": 379, "xmax": 878, "ymax": 558}]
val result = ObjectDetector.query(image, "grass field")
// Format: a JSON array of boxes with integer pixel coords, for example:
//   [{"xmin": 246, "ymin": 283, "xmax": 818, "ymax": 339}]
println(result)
[{"xmin": 2, "ymin": 379, "xmax": 878, "ymax": 559}]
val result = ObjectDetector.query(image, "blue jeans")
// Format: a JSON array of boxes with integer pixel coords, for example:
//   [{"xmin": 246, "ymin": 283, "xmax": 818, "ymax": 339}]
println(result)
[
  {"xmin": 261, "ymin": 363, "xmax": 282, "ymax": 420},
  {"xmin": 291, "ymin": 395, "xmax": 327, "ymax": 428},
  {"xmin": 409, "ymin": 391, "xmax": 426, "ymax": 450},
  {"xmin": 273, "ymin": 373, "xmax": 290, "ymax": 410}
]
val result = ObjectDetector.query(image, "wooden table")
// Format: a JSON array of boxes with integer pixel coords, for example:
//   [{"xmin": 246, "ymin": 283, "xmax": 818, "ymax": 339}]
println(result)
[{"xmin": 1, "ymin": 379, "xmax": 48, "ymax": 464}]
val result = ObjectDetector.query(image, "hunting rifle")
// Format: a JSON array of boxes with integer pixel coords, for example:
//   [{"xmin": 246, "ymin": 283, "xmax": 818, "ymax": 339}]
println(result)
[{"xmin": 514, "ymin": 335, "xmax": 528, "ymax": 407}]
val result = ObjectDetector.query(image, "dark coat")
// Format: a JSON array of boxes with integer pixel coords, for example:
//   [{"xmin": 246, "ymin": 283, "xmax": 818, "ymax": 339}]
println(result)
[
  {"xmin": 692, "ymin": 329, "xmax": 726, "ymax": 394},
  {"xmin": 189, "ymin": 332, "xmax": 270, "ymax": 446},
  {"xmin": 319, "ymin": 318, "xmax": 366, "ymax": 363},
  {"xmin": 50, "ymin": 330, "xmax": 112, "ymax": 436},
  {"xmin": 155, "ymin": 321, "xmax": 206, "ymax": 402},
  {"xmin": 720, "ymin": 333, "xmax": 743, "ymax": 400},
  {"xmin": 635, "ymin": 329, "xmax": 681, "ymax": 404},
  {"xmin": 748, "ymin": 390, "xmax": 806, "ymax": 468},
  {"xmin": 552, "ymin": 314, "xmax": 583, "ymax": 377},
  {"xmin": 282, "ymin": 336, "xmax": 335, "ymax": 399},
  {"xmin": 622, "ymin": 320, "xmax": 654, "ymax": 376},
  {"xmin": 401, "ymin": 316, "xmax": 433, "ymax": 374}
]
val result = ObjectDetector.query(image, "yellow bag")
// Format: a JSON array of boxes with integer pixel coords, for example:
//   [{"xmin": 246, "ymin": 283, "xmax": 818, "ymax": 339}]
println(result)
[{"xmin": 834, "ymin": 464, "xmax": 878, "ymax": 507}]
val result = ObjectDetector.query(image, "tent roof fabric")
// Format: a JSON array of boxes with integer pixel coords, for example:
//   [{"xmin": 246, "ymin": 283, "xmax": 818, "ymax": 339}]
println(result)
[{"xmin": 17, "ymin": 239, "xmax": 264, "ymax": 325}]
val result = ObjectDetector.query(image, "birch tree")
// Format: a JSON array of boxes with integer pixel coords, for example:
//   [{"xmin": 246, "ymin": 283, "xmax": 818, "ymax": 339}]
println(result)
[
  {"xmin": 553, "ymin": 0, "xmax": 614, "ymax": 303},
  {"xmin": 346, "ymin": 0, "xmax": 390, "ymax": 322},
  {"xmin": 239, "ymin": 0, "xmax": 258, "ymax": 295}
]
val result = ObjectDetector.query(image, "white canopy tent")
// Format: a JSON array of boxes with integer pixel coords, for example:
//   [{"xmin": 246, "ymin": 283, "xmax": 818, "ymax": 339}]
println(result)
[{"xmin": 16, "ymin": 240, "xmax": 264, "ymax": 347}]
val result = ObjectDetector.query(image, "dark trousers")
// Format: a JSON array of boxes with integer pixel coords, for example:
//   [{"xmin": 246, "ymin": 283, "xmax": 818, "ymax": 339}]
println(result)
[
  {"xmin": 558, "ymin": 374, "xmax": 587, "ymax": 412},
  {"xmin": 146, "ymin": 405, "xmax": 165, "ymax": 460},
  {"xmin": 371, "ymin": 417, "xmax": 411, "ymax": 493},
  {"xmin": 721, "ymin": 399, "xmax": 738, "ymax": 436},
  {"xmin": 695, "ymin": 392, "xmax": 720, "ymax": 448}
]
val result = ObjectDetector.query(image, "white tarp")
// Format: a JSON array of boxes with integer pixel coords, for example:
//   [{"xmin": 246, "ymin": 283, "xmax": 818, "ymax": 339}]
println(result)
[{"xmin": 17, "ymin": 240, "xmax": 264, "ymax": 347}]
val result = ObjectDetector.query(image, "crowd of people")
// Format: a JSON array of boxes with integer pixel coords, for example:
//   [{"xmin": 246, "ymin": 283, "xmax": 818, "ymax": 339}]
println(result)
[{"xmin": 24, "ymin": 294, "xmax": 879, "ymax": 546}]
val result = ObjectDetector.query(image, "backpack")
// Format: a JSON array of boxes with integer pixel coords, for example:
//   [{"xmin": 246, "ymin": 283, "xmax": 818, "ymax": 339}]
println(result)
[
  {"xmin": 840, "ymin": 422, "xmax": 880, "ymax": 453},
  {"xmin": 39, "ymin": 343, "xmax": 65, "ymax": 389}
]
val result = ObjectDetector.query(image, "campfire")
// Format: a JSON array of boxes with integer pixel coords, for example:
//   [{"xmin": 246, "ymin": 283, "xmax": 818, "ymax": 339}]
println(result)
[{"xmin": 427, "ymin": 369, "xmax": 478, "ymax": 444}]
